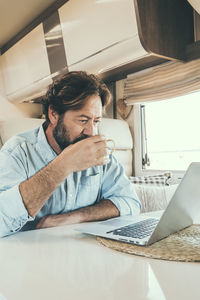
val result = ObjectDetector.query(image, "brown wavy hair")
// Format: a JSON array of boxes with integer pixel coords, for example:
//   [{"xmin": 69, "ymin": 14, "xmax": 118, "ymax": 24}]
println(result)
[{"xmin": 43, "ymin": 71, "xmax": 111, "ymax": 124}]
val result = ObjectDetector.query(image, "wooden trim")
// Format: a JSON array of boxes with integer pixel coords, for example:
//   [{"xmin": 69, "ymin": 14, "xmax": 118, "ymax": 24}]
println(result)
[
  {"xmin": 1, "ymin": 0, "xmax": 69, "ymax": 54},
  {"xmin": 112, "ymin": 82, "xmax": 117, "ymax": 119},
  {"xmin": 100, "ymin": 56, "xmax": 167, "ymax": 83},
  {"xmin": 134, "ymin": 0, "xmax": 194, "ymax": 61},
  {"xmin": 186, "ymin": 41, "xmax": 200, "ymax": 60},
  {"xmin": 194, "ymin": 10, "xmax": 200, "ymax": 41}
]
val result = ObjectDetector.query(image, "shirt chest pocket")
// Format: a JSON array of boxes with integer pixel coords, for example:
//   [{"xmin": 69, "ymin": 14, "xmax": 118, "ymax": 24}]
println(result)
[{"xmin": 75, "ymin": 173, "xmax": 101, "ymax": 208}]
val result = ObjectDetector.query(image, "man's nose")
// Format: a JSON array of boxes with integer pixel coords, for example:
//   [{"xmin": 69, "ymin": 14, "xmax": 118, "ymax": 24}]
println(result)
[{"xmin": 83, "ymin": 122, "xmax": 97, "ymax": 136}]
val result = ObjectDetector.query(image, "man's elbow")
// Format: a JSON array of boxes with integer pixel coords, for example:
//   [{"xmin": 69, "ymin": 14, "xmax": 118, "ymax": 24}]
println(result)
[
  {"xmin": 0, "ymin": 227, "xmax": 21, "ymax": 238},
  {"xmin": 0, "ymin": 227, "xmax": 12, "ymax": 238},
  {"xmin": 0, "ymin": 217, "xmax": 22, "ymax": 238}
]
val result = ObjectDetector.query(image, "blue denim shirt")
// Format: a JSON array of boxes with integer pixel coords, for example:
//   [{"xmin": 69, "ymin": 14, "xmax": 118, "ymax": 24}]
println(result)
[{"xmin": 0, "ymin": 125, "xmax": 141, "ymax": 237}]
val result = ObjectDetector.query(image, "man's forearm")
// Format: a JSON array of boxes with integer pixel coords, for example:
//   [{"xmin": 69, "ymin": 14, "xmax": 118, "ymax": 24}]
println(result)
[
  {"xmin": 36, "ymin": 199, "xmax": 120, "ymax": 229},
  {"xmin": 19, "ymin": 153, "xmax": 72, "ymax": 218}
]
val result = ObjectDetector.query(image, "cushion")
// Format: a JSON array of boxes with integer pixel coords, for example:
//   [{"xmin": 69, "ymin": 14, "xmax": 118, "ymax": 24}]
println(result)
[
  {"xmin": 134, "ymin": 183, "xmax": 178, "ymax": 213},
  {"xmin": 98, "ymin": 118, "xmax": 133, "ymax": 150},
  {"xmin": 130, "ymin": 173, "xmax": 171, "ymax": 186}
]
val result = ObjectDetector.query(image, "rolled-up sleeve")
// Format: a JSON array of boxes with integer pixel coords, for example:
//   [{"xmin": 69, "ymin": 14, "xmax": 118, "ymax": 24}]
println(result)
[
  {"xmin": 101, "ymin": 155, "xmax": 141, "ymax": 216},
  {"xmin": 0, "ymin": 150, "xmax": 34, "ymax": 237}
]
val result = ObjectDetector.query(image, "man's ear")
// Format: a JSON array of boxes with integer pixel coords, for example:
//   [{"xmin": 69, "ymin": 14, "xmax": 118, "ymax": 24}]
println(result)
[{"xmin": 48, "ymin": 105, "xmax": 59, "ymax": 125}]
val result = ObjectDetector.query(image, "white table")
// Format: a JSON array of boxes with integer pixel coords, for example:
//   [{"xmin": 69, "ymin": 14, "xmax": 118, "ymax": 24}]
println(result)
[{"xmin": 0, "ymin": 224, "xmax": 200, "ymax": 300}]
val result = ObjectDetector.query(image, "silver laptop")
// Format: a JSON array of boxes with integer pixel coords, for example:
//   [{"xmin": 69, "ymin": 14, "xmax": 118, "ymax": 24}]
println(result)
[{"xmin": 76, "ymin": 162, "xmax": 200, "ymax": 246}]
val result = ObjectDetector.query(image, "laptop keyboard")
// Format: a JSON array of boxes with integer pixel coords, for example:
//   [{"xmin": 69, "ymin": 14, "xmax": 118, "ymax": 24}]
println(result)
[{"xmin": 107, "ymin": 218, "xmax": 159, "ymax": 239}]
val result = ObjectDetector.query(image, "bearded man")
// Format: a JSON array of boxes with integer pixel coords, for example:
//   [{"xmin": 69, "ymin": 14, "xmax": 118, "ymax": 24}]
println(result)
[{"xmin": 0, "ymin": 71, "xmax": 140, "ymax": 237}]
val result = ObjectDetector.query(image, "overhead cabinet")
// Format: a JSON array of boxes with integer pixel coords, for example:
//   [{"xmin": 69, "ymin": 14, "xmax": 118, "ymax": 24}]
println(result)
[
  {"xmin": 1, "ymin": 24, "xmax": 52, "ymax": 102},
  {"xmin": 59, "ymin": 0, "xmax": 147, "ymax": 74},
  {"xmin": 59, "ymin": 0, "xmax": 194, "ymax": 82}
]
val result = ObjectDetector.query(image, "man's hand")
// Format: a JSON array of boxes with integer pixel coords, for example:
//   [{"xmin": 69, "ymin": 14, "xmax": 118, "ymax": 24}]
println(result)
[
  {"xmin": 36, "ymin": 199, "xmax": 120, "ymax": 230},
  {"xmin": 19, "ymin": 135, "xmax": 110, "ymax": 218},
  {"xmin": 60, "ymin": 135, "xmax": 110, "ymax": 174},
  {"xmin": 36, "ymin": 216, "xmax": 51, "ymax": 229},
  {"xmin": 36, "ymin": 211, "xmax": 82, "ymax": 229}
]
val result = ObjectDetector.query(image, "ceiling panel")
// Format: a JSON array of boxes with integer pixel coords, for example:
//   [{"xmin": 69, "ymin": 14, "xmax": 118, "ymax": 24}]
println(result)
[{"xmin": 0, "ymin": 0, "xmax": 59, "ymax": 49}]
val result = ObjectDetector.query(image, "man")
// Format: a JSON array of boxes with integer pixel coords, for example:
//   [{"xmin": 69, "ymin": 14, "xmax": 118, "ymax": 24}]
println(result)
[{"xmin": 0, "ymin": 71, "xmax": 140, "ymax": 237}]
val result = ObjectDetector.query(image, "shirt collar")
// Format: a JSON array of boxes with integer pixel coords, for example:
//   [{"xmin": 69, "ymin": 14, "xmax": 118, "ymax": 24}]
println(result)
[{"xmin": 37, "ymin": 125, "xmax": 57, "ymax": 163}]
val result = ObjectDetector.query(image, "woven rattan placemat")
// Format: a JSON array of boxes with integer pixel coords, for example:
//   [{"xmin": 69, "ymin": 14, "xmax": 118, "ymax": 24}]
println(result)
[{"xmin": 97, "ymin": 225, "xmax": 200, "ymax": 262}]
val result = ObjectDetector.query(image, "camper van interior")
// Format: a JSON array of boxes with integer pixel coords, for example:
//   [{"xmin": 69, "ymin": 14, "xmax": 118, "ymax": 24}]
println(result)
[{"xmin": 0, "ymin": 0, "xmax": 200, "ymax": 299}]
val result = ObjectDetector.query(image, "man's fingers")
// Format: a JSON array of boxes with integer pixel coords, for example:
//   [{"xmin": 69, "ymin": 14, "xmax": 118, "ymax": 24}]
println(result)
[
  {"xmin": 96, "ymin": 155, "xmax": 110, "ymax": 166},
  {"xmin": 97, "ymin": 146, "xmax": 109, "ymax": 158},
  {"xmin": 87, "ymin": 134, "xmax": 106, "ymax": 143}
]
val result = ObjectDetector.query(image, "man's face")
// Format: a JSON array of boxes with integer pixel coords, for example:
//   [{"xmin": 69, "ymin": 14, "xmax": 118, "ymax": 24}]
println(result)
[{"xmin": 53, "ymin": 94, "xmax": 102, "ymax": 150}]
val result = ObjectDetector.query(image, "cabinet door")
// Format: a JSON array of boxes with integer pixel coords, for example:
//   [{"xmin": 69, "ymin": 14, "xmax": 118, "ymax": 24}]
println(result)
[
  {"xmin": 59, "ymin": 0, "xmax": 143, "ymax": 68},
  {"xmin": 67, "ymin": 37, "xmax": 147, "ymax": 75},
  {"xmin": 1, "ymin": 24, "xmax": 51, "ymax": 96}
]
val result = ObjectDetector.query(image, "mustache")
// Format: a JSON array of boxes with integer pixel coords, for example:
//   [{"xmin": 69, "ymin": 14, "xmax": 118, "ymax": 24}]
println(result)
[{"xmin": 72, "ymin": 134, "xmax": 90, "ymax": 144}]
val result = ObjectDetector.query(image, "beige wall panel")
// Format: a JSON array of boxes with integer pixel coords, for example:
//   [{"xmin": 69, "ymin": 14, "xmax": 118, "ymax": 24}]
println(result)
[
  {"xmin": 14, "ymin": 103, "xmax": 43, "ymax": 118},
  {"xmin": 0, "ymin": 93, "xmax": 24, "ymax": 120},
  {"xmin": 0, "ymin": 56, "xmax": 24, "ymax": 119}
]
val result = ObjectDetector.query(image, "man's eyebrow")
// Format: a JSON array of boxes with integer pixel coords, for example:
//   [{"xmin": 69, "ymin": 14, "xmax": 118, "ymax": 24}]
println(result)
[{"xmin": 77, "ymin": 115, "xmax": 102, "ymax": 119}]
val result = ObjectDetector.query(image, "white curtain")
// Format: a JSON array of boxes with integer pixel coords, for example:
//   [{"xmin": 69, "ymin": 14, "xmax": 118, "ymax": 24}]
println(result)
[{"xmin": 124, "ymin": 58, "xmax": 200, "ymax": 104}]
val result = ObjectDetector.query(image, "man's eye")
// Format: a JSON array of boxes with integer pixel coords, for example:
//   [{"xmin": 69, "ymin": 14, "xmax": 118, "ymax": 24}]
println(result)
[
  {"xmin": 79, "ymin": 120, "xmax": 88, "ymax": 124},
  {"xmin": 95, "ymin": 119, "xmax": 101, "ymax": 123},
  {"xmin": 94, "ymin": 120, "xmax": 101, "ymax": 125}
]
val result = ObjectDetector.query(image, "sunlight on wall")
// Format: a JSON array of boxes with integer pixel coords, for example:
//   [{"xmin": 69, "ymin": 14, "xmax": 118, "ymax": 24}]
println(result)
[
  {"xmin": 0, "ymin": 59, "xmax": 42, "ymax": 119},
  {"xmin": 0, "ymin": 93, "xmax": 24, "ymax": 120},
  {"xmin": 0, "ymin": 58, "xmax": 24, "ymax": 120}
]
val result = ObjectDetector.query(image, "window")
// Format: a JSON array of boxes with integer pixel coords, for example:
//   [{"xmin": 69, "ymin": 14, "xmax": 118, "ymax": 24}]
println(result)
[{"xmin": 141, "ymin": 91, "xmax": 200, "ymax": 171}]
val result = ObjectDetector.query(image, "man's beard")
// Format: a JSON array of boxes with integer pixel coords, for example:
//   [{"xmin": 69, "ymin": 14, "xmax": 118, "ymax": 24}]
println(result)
[{"xmin": 53, "ymin": 114, "xmax": 89, "ymax": 150}]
